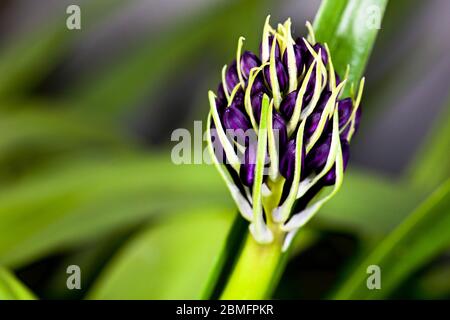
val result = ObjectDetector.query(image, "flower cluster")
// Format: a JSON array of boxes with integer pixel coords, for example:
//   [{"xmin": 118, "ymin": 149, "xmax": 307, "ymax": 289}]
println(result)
[{"xmin": 206, "ymin": 16, "xmax": 364, "ymax": 250}]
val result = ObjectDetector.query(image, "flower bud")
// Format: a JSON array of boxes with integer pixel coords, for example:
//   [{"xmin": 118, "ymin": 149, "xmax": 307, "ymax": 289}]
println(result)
[
  {"xmin": 263, "ymin": 59, "xmax": 288, "ymax": 93},
  {"xmin": 323, "ymin": 139, "xmax": 350, "ymax": 185},
  {"xmin": 280, "ymin": 91, "xmax": 297, "ymax": 120},
  {"xmin": 207, "ymin": 16, "xmax": 364, "ymax": 250},
  {"xmin": 225, "ymin": 61, "xmax": 240, "ymax": 94},
  {"xmin": 240, "ymin": 142, "xmax": 257, "ymax": 187},
  {"xmin": 240, "ymin": 51, "xmax": 261, "ymax": 80}
]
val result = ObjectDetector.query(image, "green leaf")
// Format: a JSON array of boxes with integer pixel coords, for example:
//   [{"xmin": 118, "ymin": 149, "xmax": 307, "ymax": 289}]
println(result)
[
  {"xmin": 0, "ymin": 267, "xmax": 36, "ymax": 300},
  {"xmin": 333, "ymin": 179, "xmax": 450, "ymax": 299},
  {"xmin": 314, "ymin": 0, "xmax": 388, "ymax": 95},
  {"xmin": 88, "ymin": 208, "xmax": 233, "ymax": 299},
  {"xmin": 408, "ymin": 96, "xmax": 450, "ymax": 191},
  {"xmin": 0, "ymin": 107, "xmax": 127, "ymax": 158},
  {"xmin": 0, "ymin": 149, "xmax": 418, "ymax": 268},
  {"xmin": 0, "ymin": 155, "xmax": 231, "ymax": 268}
]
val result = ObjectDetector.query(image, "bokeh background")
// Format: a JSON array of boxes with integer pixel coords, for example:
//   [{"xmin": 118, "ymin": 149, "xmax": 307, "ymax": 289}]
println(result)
[{"xmin": 0, "ymin": 0, "xmax": 449, "ymax": 299}]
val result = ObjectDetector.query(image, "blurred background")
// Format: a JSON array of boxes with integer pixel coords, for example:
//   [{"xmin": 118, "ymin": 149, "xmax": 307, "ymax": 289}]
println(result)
[{"xmin": 0, "ymin": 0, "xmax": 448, "ymax": 299}]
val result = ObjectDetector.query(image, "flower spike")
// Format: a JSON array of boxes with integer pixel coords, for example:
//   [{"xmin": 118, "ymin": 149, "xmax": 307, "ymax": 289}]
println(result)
[{"xmin": 207, "ymin": 16, "xmax": 364, "ymax": 251}]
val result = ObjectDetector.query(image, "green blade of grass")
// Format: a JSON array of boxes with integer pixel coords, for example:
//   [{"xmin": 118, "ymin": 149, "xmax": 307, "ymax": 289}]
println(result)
[
  {"xmin": 0, "ymin": 267, "xmax": 36, "ymax": 300},
  {"xmin": 333, "ymin": 179, "xmax": 450, "ymax": 299}
]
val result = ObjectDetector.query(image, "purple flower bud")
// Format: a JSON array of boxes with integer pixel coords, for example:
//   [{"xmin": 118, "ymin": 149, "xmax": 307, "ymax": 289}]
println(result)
[
  {"xmin": 282, "ymin": 44, "xmax": 304, "ymax": 74},
  {"xmin": 280, "ymin": 139, "xmax": 305, "ymax": 180},
  {"xmin": 223, "ymin": 106, "xmax": 251, "ymax": 134},
  {"xmin": 304, "ymin": 91, "xmax": 332, "ymax": 138},
  {"xmin": 323, "ymin": 139, "xmax": 350, "ymax": 185},
  {"xmin": 215, "ymin": 97, "xmax": 226, "ymax": 117},
  {"xmin": 230, "ymin": 87, "xmax": 245, "ymax": 111},
  {"xmin": 240, "ymin": 142, "xmax": 257, "ymax": 186},
  {"xmin": 280, "ymin": 91, "xmax": 297, "ymax": 120},
  {"xmin": 338, "ymin": 98, "xmax": 352, "ymax": 128},
  {"xmin": 340, "ymin": 105, "xmax": 362, "ymax": 140},
  {"xmin": 251, "ymin": 92, "xmax": 263, "ymax": 123},
  {"xmin": 273, "ymin": 110, "xmax": 288, "ymax": 151},
  {"xmin": 225, "ymin": 60, "xmax": 240, "ymax": 94},
  {"xmin": 215, "ymin": 83, "xmax": 227, "ymax": 116},
  {"xmin": 217, "ymin": 83, "xmax": 226, "ymax": 102},
  {"xmin": 263, "ymin": 59, "xmax": 288, "ymax": 92},
  {"xmin": 304, "ymin": 112, "xmax": 323, "ymax": 139},
  {"xmin": 306, "ymin": 135, "xmax": 331, "ymax": 171},
  {"xmin": 240, "ymin": 51, "xmax": 261, "ymax": 79},
  {"xmin": 303, "ymin": 73, "xmax": 315, "ymax": 104},
  {"xmin": 259, "ymin": 35, "xmax": 281, "ymax": 60},
  {"xmin": 251, "ymin": 73, "xmax": 267, "ymax": 96},
  {"xmin": 312, "ymin": 43, "xmax": 328, "ymax": 66}
]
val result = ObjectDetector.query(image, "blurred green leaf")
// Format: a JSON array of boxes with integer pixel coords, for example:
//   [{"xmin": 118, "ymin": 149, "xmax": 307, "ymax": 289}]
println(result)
[
  {"xmin": 333, "ymin": 179, "xmax": 450, "ymax": 299},
  {"xmin": 0, "ymin": 107, "xmax": 128, "ymax": 158},
  {"xmin": 408, "ymin": 96, "xmax": 450, "ymax": 191},
  {"xmin": 0, "ymin": 267, "xmax": 35, "ymax": 300},
  {"xmin": 0, "ymin": 154, "xmax": 231, "ymax": 268},
  {"xmin": 0, "ymin": 151, "xmax": 419, "ymax": 268},
  {"xmin": 88, "ymin": 208, "xmax": 233, "ymax": 299},
  {"xmin": 317, "ymin": 169, "xmax": 421, "ymax": 236},
  {"xmin": 71, "ymin": 0, "xmax": 266, "ymax": 120},
  {"xmin": 314, "ymin": 0, "xmax": 388, "ymax": 95}
]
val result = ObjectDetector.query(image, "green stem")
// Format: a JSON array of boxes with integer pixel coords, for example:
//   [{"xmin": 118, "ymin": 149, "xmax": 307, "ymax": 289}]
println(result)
[{"xmin": 220, "ymin": 229, "xmax": 285, "ymax": 299}]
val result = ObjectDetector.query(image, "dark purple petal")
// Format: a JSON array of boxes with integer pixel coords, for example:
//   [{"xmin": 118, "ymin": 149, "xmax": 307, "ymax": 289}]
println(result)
[
  {"xmin": 259, "ymin": 35, "xmax": 281, "ymax": 60},
  {"xmin": 250, "ymin": 73, "xmax": 267, "ymax": 96},
  {"xmin": 303, "ymin": 73, "xmax": 316, "ymax": 104},
  {"xmin": 338, "ymin": 98, "xmax": 352, "ymax": 128},
  {"xmin": 230, "ymin": 87, "xmax": 245, "ymax": 111},
  {"xmin": 223, "ymin": 106, "xmax": 251, "ymax": 132},
  {"xmin": 209, "ymin": 122, "xmax": 226, "ymax": 164},
  {"xmin": 282, "ymin": 44, "xmax": 304, "ymax": 74},
  {"xmin": 322, "ymin": 139, "xmax": 350, "ymax": 185},
  {"xmin": 280, "ymin": 91, "xmax": 297, "ymax": 120},
  {"xmin": 240, "ymin": 143, "xmax": 257, "ymax": 186},
  {"xmin": 312, "ymin": 43, "xmax": 328, "ymax": 66},
  {"xmin": 263, "ymin": 59, "xmax": 288, "ymax": 92},
  {"xmin": 340, "ymin": 106, "xmax": 362, "ymax": 140},
  {"xmin": 304, "ymin": 91, "xmax": 331, "ymax": 138},
  {"xmin": 251, "ymin": 92, "xmax": 263, "ymax": 123},
  {"xmin": 240, "ymin": 51, "xmax": 261, "ymax": 79},
  {"xmin": 217, "ymin": 83, "xmax": 226, "ymax": 102},
  {"xmin": 225, "ymin": 60, "xmax": 240, "ymax": 94},
  {"xmin": 280, "ymin": 139, "xmax": 305, "ymax": 180},
  {"xmin": 305, "ymin": 112, "xmax": 324, "ymax": 139},
  {"xmin": 272, "ymin": 110, "xmax": 288, "ymax": 152},
  {"xmin": 215, "ymin": 97, "xmax": 226, "ymax": 117},
  {"xmin": 306, "ymin": 135, "xmax": 331, "ymax": 171}
]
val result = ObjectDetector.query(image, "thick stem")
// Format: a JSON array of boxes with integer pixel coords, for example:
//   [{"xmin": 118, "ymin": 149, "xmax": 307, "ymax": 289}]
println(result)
[{"xmin": 220, "ymin": 228, "xmax": 285, "ymax": 299}]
